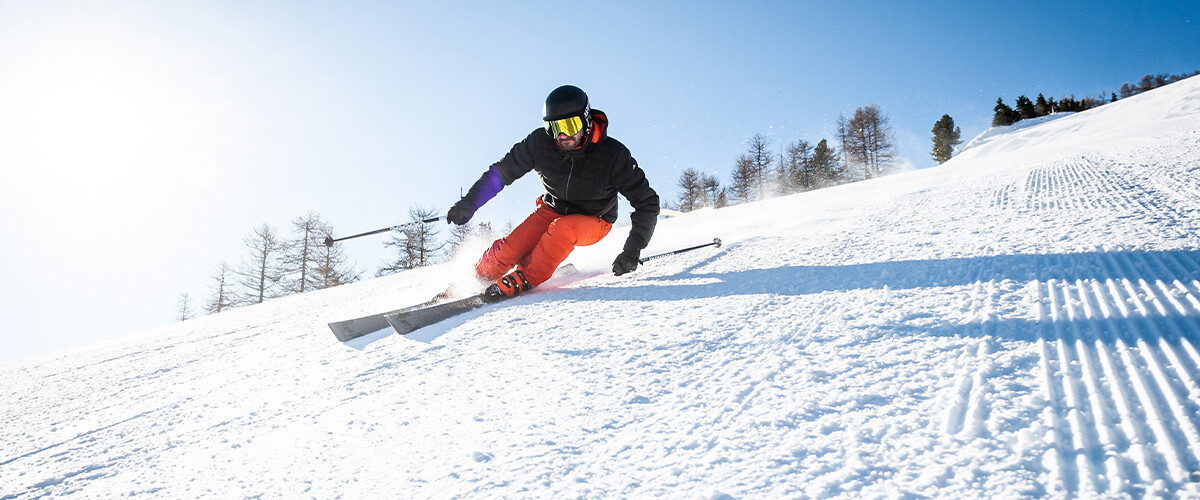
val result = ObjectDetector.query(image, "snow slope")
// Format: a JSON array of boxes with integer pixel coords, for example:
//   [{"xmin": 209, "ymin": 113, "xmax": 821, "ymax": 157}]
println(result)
[{"xmin": 3, "ymin": 77, "xmax": 1200, "ymax": 498}]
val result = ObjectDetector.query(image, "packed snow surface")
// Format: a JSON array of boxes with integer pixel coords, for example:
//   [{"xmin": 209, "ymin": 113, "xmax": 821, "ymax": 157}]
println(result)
[{"xmin": 4, "ymin": 77, "xmax": 1200, "ymax": 498}]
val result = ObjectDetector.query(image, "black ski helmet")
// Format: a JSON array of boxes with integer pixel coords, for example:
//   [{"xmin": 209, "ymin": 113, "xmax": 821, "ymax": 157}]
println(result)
[{"xmin": 543, "ymin": 85, "xmax": 590, "ymax": 131}]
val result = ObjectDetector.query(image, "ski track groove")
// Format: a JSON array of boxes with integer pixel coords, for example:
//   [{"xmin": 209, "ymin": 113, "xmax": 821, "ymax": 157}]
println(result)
[
  {"xmin": 1035, "ymin": 279, "xmax": 1076, "ymax": 495},
  {"xmin": 1099, "ymin": 261, "xmax": 1200, "ymax": 486},
  {"xmin": 1089, "ymin": 278, "xmax": 1171, "ymax": 494},
  {"xmin": 1025, "ymin": 158, "xmax": 1133, "ymax": 496},
  {"xmin": 958, "ymin": 148, "xmax": 1200, "ymax": 496},
  {"xmin": 1157, "ymin": 251, "xmax": 1200, "ymax": 377},
  {"xmin": 1050, "ymin": 274, "xmax": 1106, "ymax": 495},
  {"xmin": 1102, "ymin": 155, "xmax": 1200, "ymax": 241},
  {"xmin": 1012, "ymin": 154, "xmax": 1197, "ymax": 225},
  {"xmin": 1106, "ymin": 252, "xmax": 1200, "ymax": 476},
  {"xmin": 944, "ymin": 254, "xmax": 998, "ymax": 439},
  {"xmin": 1077, "ymin": 278, "xmax": 1144, "ymax": 496},
  {"xmin": 1109, "ymin": 254, "xmax": 1200, "ymax": 485},
  {"xmin": 1026, "ymin": 150, "xmax": 1200, "ymax": 496},
  {"xmin": 1102, "ymin": 276, "xmax": 1184, "ymax": 486},
  {"xmin": 1141, "ymin": 256, "xmax": 1200, "ymax": 395},
  {"xmin": 988, "ymin": 182, "xmax": 1015, "ymax": 209}
]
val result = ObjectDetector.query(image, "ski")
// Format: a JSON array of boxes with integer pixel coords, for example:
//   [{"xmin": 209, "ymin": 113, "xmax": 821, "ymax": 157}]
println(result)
[
  {"xmin": 327, "ymin": 287, "xmax": 461, "ymax": 342},
  {"xmin": 328, "ymin": 264, "xmax": 579, "ymax": 342},
  {"xmin": 328, "ymin": 307, "xmax": 405, "ymax": 342},
  {"xmin": 383, "ymin": 294, "xmax": 491, "ymax": 336},
  {"xmin": 329, "ymin": 298, "xmax": 445, "ymax": 342},
  {"xmin": 328, "ymin": 237, "xmax": 723, "ymax": 343}
]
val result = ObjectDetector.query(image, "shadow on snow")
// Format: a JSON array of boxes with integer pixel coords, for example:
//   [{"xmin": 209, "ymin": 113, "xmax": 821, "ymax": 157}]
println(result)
[
  {"xmin": 566, "ymin": 247, "xmax": 1200, "ymax": 345},
  {"xmin": 345, "ymin": 248, "xmax": 1200, "ymax": 348}
]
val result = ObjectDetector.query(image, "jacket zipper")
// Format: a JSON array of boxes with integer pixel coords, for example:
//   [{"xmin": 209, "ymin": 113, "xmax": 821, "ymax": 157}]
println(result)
[{"xmin": 565, "ymin": 154, "xmax": 575, "ymax": 198}]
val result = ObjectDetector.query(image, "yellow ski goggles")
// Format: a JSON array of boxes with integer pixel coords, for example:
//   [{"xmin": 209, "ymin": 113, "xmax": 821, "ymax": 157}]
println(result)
[{"xmin": 544, "ymin": 115, "xmax": 585, "ymax": 137}]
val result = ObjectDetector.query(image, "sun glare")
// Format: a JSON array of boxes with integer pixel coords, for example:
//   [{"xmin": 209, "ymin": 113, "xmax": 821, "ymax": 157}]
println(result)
[{"xmin": 5, "ymin": 39, "xmax": 182, "ymax": 224}]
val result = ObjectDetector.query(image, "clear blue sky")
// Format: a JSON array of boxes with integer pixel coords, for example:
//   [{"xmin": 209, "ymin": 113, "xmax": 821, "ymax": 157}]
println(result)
[{"xmin": 1, "ymin": 0, "xmax": 1197, "ymax": 363}]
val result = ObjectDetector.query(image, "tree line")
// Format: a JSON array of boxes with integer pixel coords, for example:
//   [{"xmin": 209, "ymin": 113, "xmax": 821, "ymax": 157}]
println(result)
[
  {"xmin": 993, "ymin": 70, "xmax": 1199, "ymax": 127},
  {"xmin": 675, "ymin": 103, "xmax": 953, "ymax": 211},
  {"xmin": 1119, "ymin": 71, "xmax": 1199, "ymax": 99},
  {"xmin": 991, "ymin": 93, "xmax": 1107, "ymax": 126},
  {"xmin": 677, "ymin": 69, "xmax": 1197, "ymax": 214},
  {"xmin": 176, "ymin": 212, "xmax": 359, "ymax": 320},
  {"xmin": 176, "ymin": 210, "xmax": 502, "ymax": 321},
  {"xmin": 178, "ymin": 70, "xmax": 1196, "ymax": 319}
]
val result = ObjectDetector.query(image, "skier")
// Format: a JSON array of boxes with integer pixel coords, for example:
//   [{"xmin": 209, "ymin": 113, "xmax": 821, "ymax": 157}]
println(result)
[{"xmin": 446, "ymin": 85, "xmax": 660, "ymax": 301}]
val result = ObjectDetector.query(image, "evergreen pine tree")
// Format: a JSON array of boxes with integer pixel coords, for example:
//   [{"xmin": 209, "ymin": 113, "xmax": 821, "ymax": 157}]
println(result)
[
  {"xmin": 992, "ymin": 98, "xmax": 1017, "ymax": 127},
  {"xmin": 810, "ymin": 139, "xmax": 841, "ymax": 187},
  {"xmin": 930, "ymin": 114, "xmax": 963, "ymax": 164},
  {"xmin": 1015, "ymin": 95, "xmax": 1037, "ymax": 120},
  {"xmin": 1035, "ymin": 94, "xmax": 1052, "ymax": 116}
]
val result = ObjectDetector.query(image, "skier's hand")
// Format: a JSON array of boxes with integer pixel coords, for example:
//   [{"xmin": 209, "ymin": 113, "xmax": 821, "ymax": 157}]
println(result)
[
  {"xmin": 446, "ymin": 198, "xmax": 475, "ymax": 225},
  {"xmin": 612, "ymin": 250, "xmax": 640, "ymax": 276}
]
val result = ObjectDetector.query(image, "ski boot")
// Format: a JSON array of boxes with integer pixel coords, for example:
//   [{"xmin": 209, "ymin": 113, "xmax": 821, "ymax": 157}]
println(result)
[{"xmin": 482, "ymin": 269, "xmax": 531, "ymax": 303}]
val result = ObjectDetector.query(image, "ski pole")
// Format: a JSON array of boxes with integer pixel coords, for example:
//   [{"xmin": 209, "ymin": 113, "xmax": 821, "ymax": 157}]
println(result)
[
  {"xmin": 638, "ymin": 238, "xmax": 722, "ymax": 264},
  {"xmin": 324, "ymin": 217, "xmax": 443, "ymax": 247}
]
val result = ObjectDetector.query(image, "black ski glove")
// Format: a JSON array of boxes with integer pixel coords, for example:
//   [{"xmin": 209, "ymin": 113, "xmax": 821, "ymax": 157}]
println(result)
[
  {"xmin": 612, "ymin": 250, "xmax": 640, "ymax": 276},
  {"xmin": 446, "ymin": 198, "xmax": 476, "ymax": 225}
]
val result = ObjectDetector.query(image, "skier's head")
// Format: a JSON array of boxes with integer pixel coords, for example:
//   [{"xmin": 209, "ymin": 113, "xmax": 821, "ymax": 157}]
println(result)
[{"xmin": 543, "ymin": 85, "xmax": 590, "ymax": 150}]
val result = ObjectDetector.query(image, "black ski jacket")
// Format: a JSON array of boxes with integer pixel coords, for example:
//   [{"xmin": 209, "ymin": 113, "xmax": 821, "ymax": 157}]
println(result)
[{"xmin": 461, "ymin": 109, "xmax": 660, "ymax": 254}]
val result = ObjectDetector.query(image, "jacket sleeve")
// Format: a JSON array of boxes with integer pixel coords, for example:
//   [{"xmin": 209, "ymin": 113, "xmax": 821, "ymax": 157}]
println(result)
[
  {"xmin": 611, "ymin": 153, "xmax": 660, "ymax": 254},
  {"xmin": 461, "ymin": 130, "xmax": 540, "ymax": 210}
]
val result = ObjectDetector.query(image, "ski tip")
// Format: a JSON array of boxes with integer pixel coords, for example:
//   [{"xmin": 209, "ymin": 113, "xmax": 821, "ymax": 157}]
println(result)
[
  {"xmin": 554, "ymin": 263, "xmax": 579, "ymax": 277},
  {"xmin": 328, "ymin": 322, "xmax": 362, "ymax": 342},
  {"xmin": 384, "ymin": 314, "xmax": 412, "ymax": 336},
  {"xmin": 713, "ymin": 237, "xmax": 722, "ymax": 248}
]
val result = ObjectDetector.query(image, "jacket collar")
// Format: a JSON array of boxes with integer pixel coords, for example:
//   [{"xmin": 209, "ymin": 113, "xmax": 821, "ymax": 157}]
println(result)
[{"xmin": 584, "ymin": 109, "xmax": 608, "ymax": 148}]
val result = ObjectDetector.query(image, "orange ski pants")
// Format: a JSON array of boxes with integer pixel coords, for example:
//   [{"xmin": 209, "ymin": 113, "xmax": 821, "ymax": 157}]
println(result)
[{"xmin": 475, "ymin": 198, "xmax": 612, "ymax": 287}]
